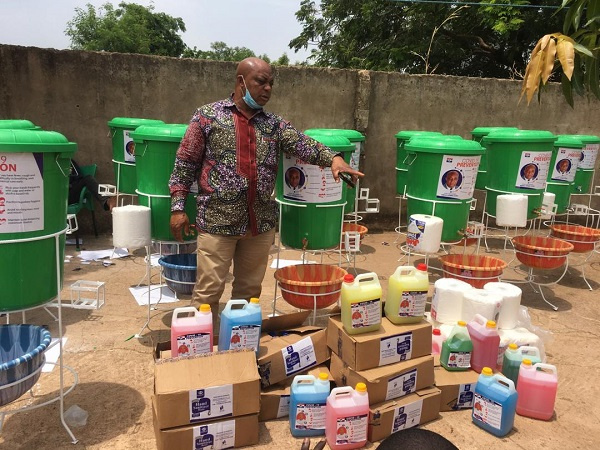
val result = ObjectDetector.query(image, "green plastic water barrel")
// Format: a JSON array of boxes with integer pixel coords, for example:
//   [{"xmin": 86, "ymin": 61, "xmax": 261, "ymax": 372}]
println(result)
[
  {"xmin": 276, "ymin": 135, "xmax": 354, "ymax": 250},
  {"xmin": 107, "ymin": 117, "xmax": 165, "ymax": 195},
  {"xmin": 0, "ymin": 129, "xmax": 77, "ymax": 311},
  {"xmin": 304, "ymin": 128, "xmax": 365, "ymax": 214},
  {"xmin": 569, "ymin": 134, "xmax": 600, "ymax": 194},
  {"xmin": 131, "ymin": 124, "xmax": 196, "ymax": 242},
  {"xmin": 405, "ymin": 137, "xmax": 484, "ymax": 243},
  {"xmin": 483, "ymin": 130, "xmax": 556, "ymax": 220},
  {"xmin": 0, "ymin": 120, "xmax": 42, "ymax": 130},
  {"xmin": 546, "ymin": 135, "xmax": 583, "ymax": 213},
  {"xmin": 471, "ymin": 127, "xmax": 519, "ymax": 190},
  {"xmin": 395, "ymin": 131, "xmax": 443, "ymax": 196}
]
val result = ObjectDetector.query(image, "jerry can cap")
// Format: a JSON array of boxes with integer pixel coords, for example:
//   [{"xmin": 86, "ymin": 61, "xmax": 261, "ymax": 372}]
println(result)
[
  {"xmin": 416, "ymin": 263, "xmax": 427, "ymax": 271},
  {"xmin": 199, "ymin": 304, "xmax": 211, "ymax": 312},
  {"xmin": 432, "ymin": 328, "xmax": 441, "ymax": 336},
  {"xmin": 250, "ymin": 297, "xmax": 260, "ymax": 304},
  {"xmin": 508, "ymin": 343, "xmax": 518, "ymax": 350},
  {"xmin": 355, "ymin": 382, "xmax": 367, "ymax": 392},
  {"xmin": 486, "ymin": 320, "xmax": 497, "ymax": 328},
  {"xmin": 318, "ymin": 372, "xmax": 329, "ymax": 381},
  {"xmin": 457, "ymin": 320, "xmax": 467, "ymax": 327},
  {"xmin": 522, "ymin": 358, "xmax": 532, "ymax": 366},
  {"xmin": 344, "ymin": 274, "xmax": 355, "ymax": 283},
  {"xmin": 482, "ymin": 367, "xmax": 493, "ymax": 376}
]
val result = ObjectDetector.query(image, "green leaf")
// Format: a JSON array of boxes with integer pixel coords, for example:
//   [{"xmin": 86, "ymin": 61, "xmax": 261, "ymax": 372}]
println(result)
[
  {"xmin": 561, "ymin": 73, "xmax": 575, "ymax": 107},
  {"xmin": 573, "ymin": 43, "xmax": 594, "ymax": 57}
]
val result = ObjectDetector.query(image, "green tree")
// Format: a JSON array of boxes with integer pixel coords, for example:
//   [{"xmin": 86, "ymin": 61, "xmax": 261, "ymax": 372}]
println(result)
[
  {"xmin": 182, "ymin": 41, "xmax": 293, "ymax": 65},
  {"xmin": 521, "ymin": 0, "xmax": 600, "ymax": 106},
  {"xmin": 65, "ymin": 2, "xmax": 186, "ymax": 57},
  {"xmin": 291, "ymin": 0, "xmax": 564, "ymax": 78}
]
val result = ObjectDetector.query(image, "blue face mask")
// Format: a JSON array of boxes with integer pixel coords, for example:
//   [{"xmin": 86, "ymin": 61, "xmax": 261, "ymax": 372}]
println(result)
[{"xmin": 241, "ymin": 76, "xmax": 263, "ymax": 110}]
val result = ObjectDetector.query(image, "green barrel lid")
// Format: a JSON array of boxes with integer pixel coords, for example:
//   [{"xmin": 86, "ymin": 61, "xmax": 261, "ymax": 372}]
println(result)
[
  {"xmin": 483, "ymin": 129, "xmax": 556, "ymax": 143},
  {"xmin": 0, "ymin": 119, "xmax": 42, "ymax": 130},
  {"xmin": 395, "ymin": 130, "xmax": 442, "ymax": 140},
  {"xmin": 406, "ymin": 136, "xmax": 484, "ymax": 155},
  {"xmin": 471, "ymin": 126, "xmax": 519, "ymax": 138},
  {"xmin": 305, "ymin": 128, "xmax": 365, "ymax": 142},
  {"xmin": 131, "ymin": 124, "xmax": 189, "ymax": 143},
  {"xmin": 310, "ymin": 134, "xmax": 355, "ymax": 152},
  {"xmin": 107, "ymin": 117, "xmax": 165, "ymax": 128},
  {"xmin": 565, "ymin": 134, "xmax": 600, "ymax": 144},
  {"xmin": 555, "ymin": 135, "xmax": 584, "ymax": 148},
  {"xmin": 0, "ymin": 129, "xmax": 77, "ymax": 153}
]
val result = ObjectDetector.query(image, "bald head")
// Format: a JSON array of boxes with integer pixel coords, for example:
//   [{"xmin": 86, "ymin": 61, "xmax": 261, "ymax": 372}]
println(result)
[
  {"xmin": 233, "ymin": 57, "xmax": 274, "ymax": 114},
  {"xmin": 236, "ymin": 57, "xmax": 272, "ymax": 78}
]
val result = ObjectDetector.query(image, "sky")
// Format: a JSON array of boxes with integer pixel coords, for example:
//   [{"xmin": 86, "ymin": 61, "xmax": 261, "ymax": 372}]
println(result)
[{"xmin": 0, "ymin": 0, "xmax": 316, "ymax": 62}]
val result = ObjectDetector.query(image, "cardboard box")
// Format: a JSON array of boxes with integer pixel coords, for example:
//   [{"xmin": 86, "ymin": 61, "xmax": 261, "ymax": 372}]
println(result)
[
  {"xmin": 153, "ymin": 400, "xmax": 259, "ymax": 450},
  {"xmin": 434, "ymin": 366, "xmax": 480, "ymax": 412},
  {"xmin": 259, "ymin": 365, "xmax": 333, "ymax": 422},
  {"xmin": 327, "ymin": 316, "xmax": 432, "ymax": 371},
  {"xmin": 258, "ymin": 312, "xmax": 329, "ymax": 388},
  {"xmin": 154, "ymin": 349, "xmax": 260, "ymax": 430},
  {"xmin": 368, "ymin": 387, "xmax": 441, "ymax": 442},
  {"xmin": 330, "ymin": 352, "xmax": 435, "ymax": 406}
]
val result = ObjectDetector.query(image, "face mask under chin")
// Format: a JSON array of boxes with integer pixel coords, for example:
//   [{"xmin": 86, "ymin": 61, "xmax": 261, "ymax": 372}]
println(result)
[{"xmin": 241, "ymin": 76, "xmax": 263, "ymax": 110}]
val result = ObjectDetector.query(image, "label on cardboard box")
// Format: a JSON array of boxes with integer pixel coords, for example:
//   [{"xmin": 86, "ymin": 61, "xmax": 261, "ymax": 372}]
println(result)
[
  {"xmin": 379, "ymin": 332, "xmax": 413, "ymax": 366},
  {"xmin": 282, "ymin": 336, "xmax": 317, "ymax": 376},
  {"xmin": 457, "ymin": 383, "xmax": 475, "ymax": 409},
  {"xmin": 192, "ymin": 420, "xmax": 235, "ymax": 450},
  {"xmin": 278, "ymin": 395, "xmax": 290, "ymax": 418},
  {"xmin": 386, "ymin": 368, "xmax": 417, "ymax": 401},
  {"xmin": 230, "ymin": 325, "xmax": 261, "ymax": 352},
  {"xmin": 336, "ymin": 414, "xmax": 368, "ymax": 445},
  {"xmin": 391, "ymin": 399, "xmax": 423, "ymax": 433},
  {"xmin": 189, "ymin": 385, "xmax": 233, "ymax": 422}
]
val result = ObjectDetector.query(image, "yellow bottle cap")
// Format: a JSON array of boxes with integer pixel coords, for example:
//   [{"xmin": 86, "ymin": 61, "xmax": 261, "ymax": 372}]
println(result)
[
  {"xmin": 199, "ymin": 304, "xmax": 211, "ymax": 312},
  {"xmin": 250, "ymin": 297, "xmax": 260, "ymax": 304},
  {"xmin": 318, "ymin": 373, "xmax": 329, "ymax": 381},
  {"xmin": 356, "ymin": 382, "xmax": 367, "ymax": 392},
  {"xmin": 508, "ymin": 343, "xmax": 518, "ymax": 350},
  {"xmin": 522, "ymin": 358, "xmax": 532, "ymax": 366},
  {"xmin": 457, "ymin": 321, "xmax": 467, "ymax": 327},
  {"xmin": 482, "ymin": 367, "xmax": 493, "ymax": 376},
  {"xmin": 486, "ymin": 320, "xmax": 496, "ymax": 328}
]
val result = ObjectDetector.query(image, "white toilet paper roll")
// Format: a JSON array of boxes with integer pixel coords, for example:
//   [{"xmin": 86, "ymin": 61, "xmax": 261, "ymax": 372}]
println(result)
[
  {"xmin": 112, "ymin": 205, "xmax": 152, "ymax": 249},
  {"xmin": 496, "ymin": 194, "xmax": 528, "ymax": 227},
  {"xmin": 540, "ymin": 192, "xmax": 557, "ymax": 219},
  {"xmin": 431, "ymin": 278, "xmax": 473, "ymax": 324},
  {"xmin": 461, "ymin": 289, "xmax": 503, "ymax": 323},
  {"xmin": 484, "ymin": 282, "xmax": 522, "ymax": 330},
  {"xmin": 407, "ymin": 214, "xmax": 443, "ymax": 254}
]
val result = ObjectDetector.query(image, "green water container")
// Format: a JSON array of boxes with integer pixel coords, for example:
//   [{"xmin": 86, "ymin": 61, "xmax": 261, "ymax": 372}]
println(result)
[
  {"xmin": 0, "ymin": 120, "xmax": 42, "ymax": 130},
  {"xmin": 131, "ymin": 124, "xmax": 196, "ymax": 242},
  {"xmin": 483, "ymin": 130, "xmax": 556, "ymax": 220},
  {"xmin": 107, "ymin": 117, "xmax": 165, "ymax": 195},
  {"xmin": 569, "ymin": 134, "xmax": 600, "ymax": 194},
  {"xmin": 546, "ymin": 135, "xmax": 584, "ymax": 213},
  {"xmin": 0, "ymin": 129, "xmax": 77, "ymax": 311},
  {"xmin": 276, "ymin": 135, "xmax": 354, "ymax": 250},
  {"xmin": 471, "ymin": 127, "xmax": 519, "ymax": 190},
  {"xmin": 395, "ymin": 131, "xmax": 443, "ymax": 196},
  {"xmin": 304, "ymin": 128, "xmax": 365, "ymax": 214},
  {"xmin": 405, "ymin": 136, "xmax": 484, "ymax": 243}
]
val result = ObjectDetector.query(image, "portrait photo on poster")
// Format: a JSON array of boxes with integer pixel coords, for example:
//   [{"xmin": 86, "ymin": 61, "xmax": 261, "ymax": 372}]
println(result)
[
  {"xmin": 283, "ymin": 166, "xmax": 307, "ymax": 201},
  {"xmin": 521, "ymin": 163, "xmax": 538, "ymax": 181},
  {"xmin": 556, "ymin": 158, "xmax": 571, "ymax": 174},
  {"xmin": 441, "ymin": 169, "xmax": 462, "ymax": 190}
]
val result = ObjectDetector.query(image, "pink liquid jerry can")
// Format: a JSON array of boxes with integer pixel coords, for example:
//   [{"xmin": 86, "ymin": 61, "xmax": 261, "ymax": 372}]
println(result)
[
  {"xmin": 170, "ymin": 305, "xmax": 213, "ymax": 357},
  {"xmin": 516, "ymin": 359, "xmax": 558, "ymax": 420},
  {"xmin": 467, "ymin": 314, "xmax": 500, "ymax": 373},
  {"xmin": 432, "ymin": 328, "xmax": 445, "ymax": 356},
  {"xmin": 326, "ymin": 383, "xmax": 369, "ymax": 450}
]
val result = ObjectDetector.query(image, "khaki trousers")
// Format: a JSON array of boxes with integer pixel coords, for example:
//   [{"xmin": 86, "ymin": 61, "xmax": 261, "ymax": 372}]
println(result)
[{"xmin": 192, "ymin": 228, "xmax": 275, "ymax": 330}]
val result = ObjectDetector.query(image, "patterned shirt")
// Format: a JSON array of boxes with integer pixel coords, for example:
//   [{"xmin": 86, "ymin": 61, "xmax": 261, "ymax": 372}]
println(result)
[{"xmin": 169, "ymin": 97, "xmax": 339, "ymax": 236}]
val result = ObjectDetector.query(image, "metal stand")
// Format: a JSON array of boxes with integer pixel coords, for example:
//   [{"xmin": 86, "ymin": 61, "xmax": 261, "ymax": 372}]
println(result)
[
  {"xmin": 135, "ymin": 245, "xmax": 154, "ymax": 338},
  {"xmin": 111, "ymin": 159, "xmax": 137, "ymax": 206},
  {"xmin": 0, "ymin": 229, "xmax": 79, "ymax": 444}
]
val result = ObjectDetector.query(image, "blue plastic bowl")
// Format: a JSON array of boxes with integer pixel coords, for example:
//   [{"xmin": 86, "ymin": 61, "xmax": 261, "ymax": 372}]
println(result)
[
  {"xmin": 0, "ymin": 324, "xmax": 52, "ymax": 406},
  {"xmin": 158, "ymin": 253, "xmax": 197, "ymax": 295}
]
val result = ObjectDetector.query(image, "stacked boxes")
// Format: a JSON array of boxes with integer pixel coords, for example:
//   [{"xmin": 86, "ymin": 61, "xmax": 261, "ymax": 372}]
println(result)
[{"xmin": 326, "ymin": 315, "xmax": 441, "ymax": 442}]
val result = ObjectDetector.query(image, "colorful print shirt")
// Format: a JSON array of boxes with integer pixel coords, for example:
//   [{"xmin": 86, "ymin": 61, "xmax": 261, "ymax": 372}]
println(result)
[{"xmin": 169, "ymin": 98, "xmax": 338, "ymax": 236}]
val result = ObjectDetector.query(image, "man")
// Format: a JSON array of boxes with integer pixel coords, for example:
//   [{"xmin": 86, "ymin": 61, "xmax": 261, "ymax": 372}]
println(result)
[
  {"xmin": 443, "ymin": 170, "xmax": 460, "ymax": 190},
  {"xmin": 169, "ymin": 57, "xmax": 363, "ymax": 328},
  {"xmin": 557, "ymin": 159, "xmax": 570, "ymax": 174},
  {"xmin": 523, "ymin": 163, "xmax": 537, "ymax": 181},
  {"xmin": 287, "ymin": 167, "xmax": 302, "ymax": 189}
]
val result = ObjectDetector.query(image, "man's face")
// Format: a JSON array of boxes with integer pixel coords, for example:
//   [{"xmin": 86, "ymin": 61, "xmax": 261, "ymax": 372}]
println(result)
[
  {"xmin": 243, "ymin": 66, "xmax": 274, "ymax": 107},
  {"xmin": 289, "ymin": 170, "xmax": 301, "ymax": 188},
  {"xmin": 446, "ymin": 172, "xmax": 459, "ymax": 188},
  {"xmin": 559, "ymin": 160, "xmax": 569, "ymax": 172},
  {"xmin": 524, "ymin": 165, "xmax": 536, "ymax": 179}
]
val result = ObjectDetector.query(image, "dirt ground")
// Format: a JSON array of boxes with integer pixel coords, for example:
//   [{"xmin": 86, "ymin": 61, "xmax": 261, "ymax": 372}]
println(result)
[{"xmin": 1, "ymin": 227, "xmax": 599, "ymax": 450}]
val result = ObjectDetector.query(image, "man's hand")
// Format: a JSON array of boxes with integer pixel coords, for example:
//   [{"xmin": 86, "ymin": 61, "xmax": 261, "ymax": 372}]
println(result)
[
  {"xmin": 170, "ymin": 211, "xmax": 192, "ymax": 243},
  {"xmin": 331, "ymin": 155, "xmax": 364, "ymax": 184}
]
